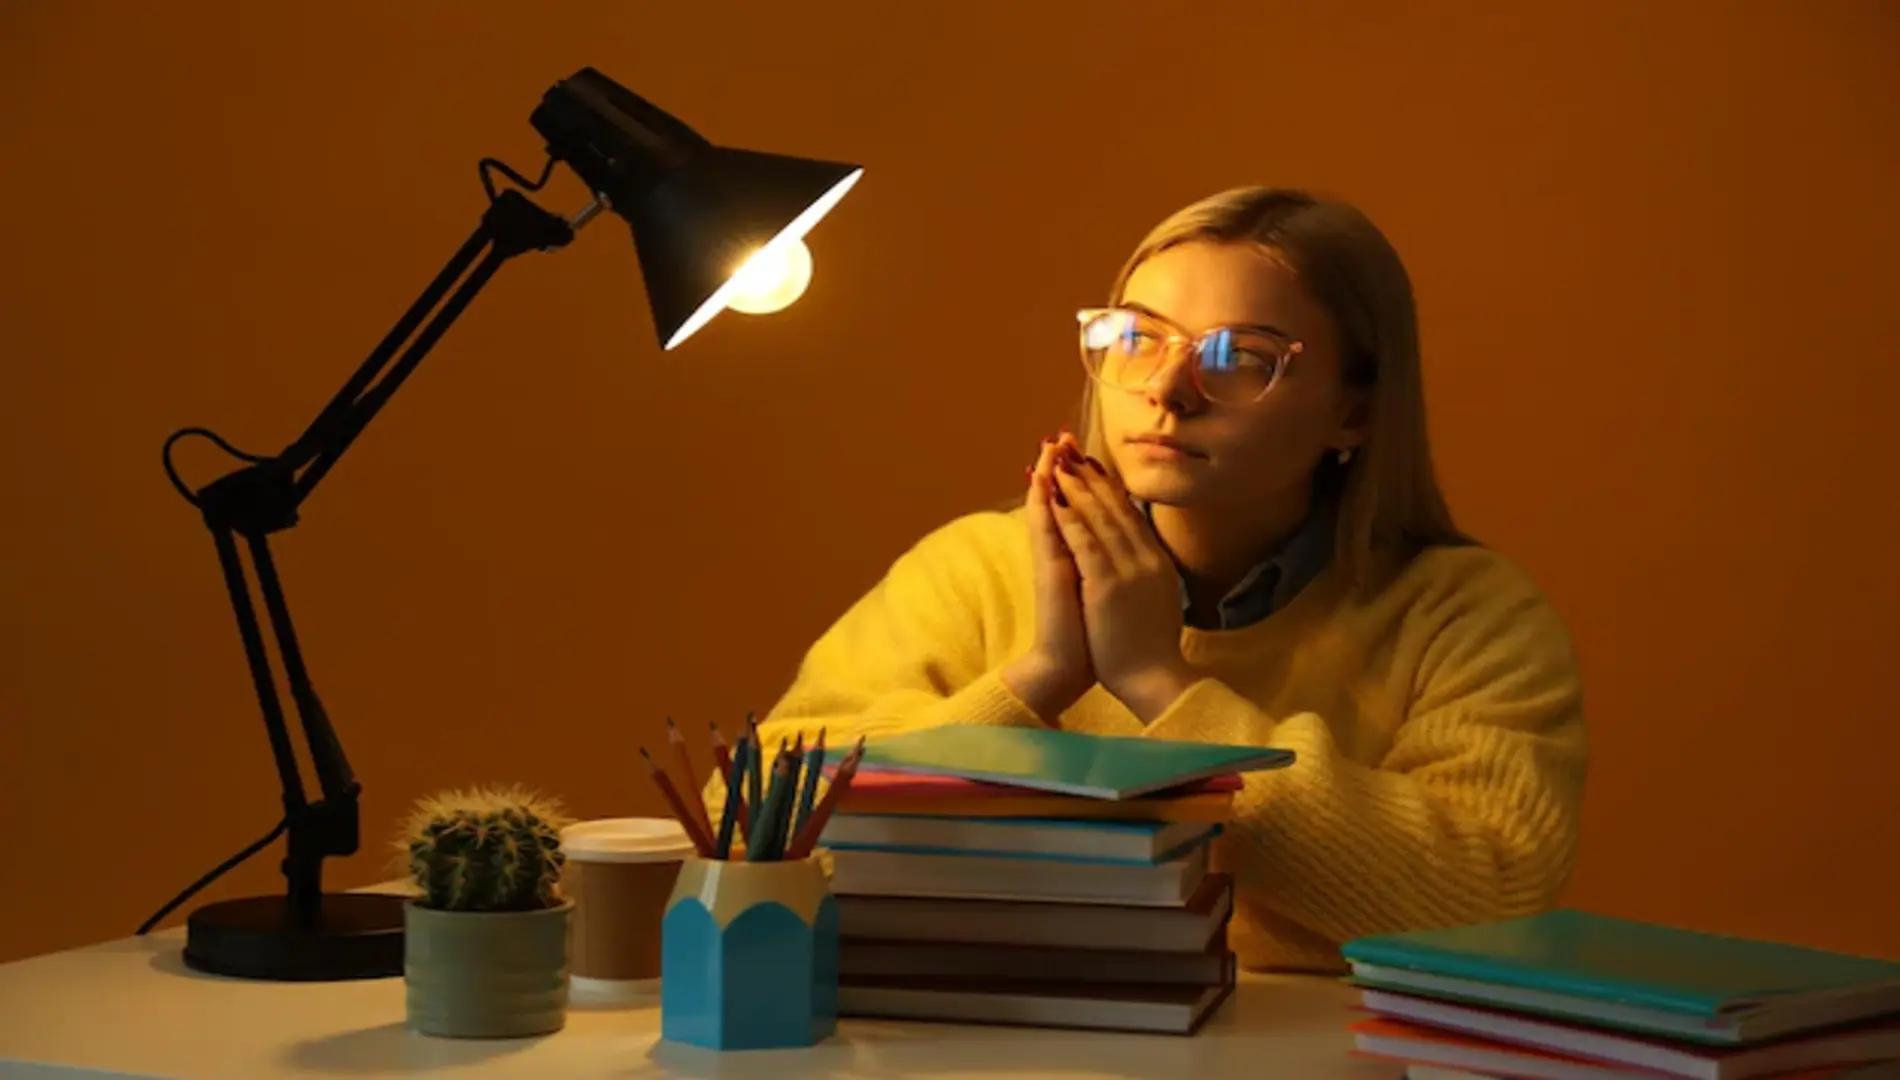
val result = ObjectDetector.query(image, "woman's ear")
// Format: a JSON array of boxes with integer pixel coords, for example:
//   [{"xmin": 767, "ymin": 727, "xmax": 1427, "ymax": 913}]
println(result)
[{"xmin": 1330, "ymin": 389, "xmax": 1372, "ymax": 455}]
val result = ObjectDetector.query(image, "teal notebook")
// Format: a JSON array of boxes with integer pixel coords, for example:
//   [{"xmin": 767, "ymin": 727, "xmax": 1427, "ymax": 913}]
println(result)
[
  {"xmin": 854, "ymin": 725, "xmax": 1294, "ymax": 800},
  {"xmin": 1342, "ymin": 908, "xmax": 1900, "ymax": 1043}
]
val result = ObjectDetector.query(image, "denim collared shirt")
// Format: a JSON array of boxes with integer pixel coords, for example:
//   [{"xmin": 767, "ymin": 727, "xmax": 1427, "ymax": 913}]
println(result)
[{"xmin": 1136, "ymin": 498, "xmax": 1337, "ymax": 631}]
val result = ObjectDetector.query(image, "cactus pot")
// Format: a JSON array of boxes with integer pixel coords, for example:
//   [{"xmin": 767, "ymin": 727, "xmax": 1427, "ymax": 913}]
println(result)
[{"xmin": 404, "ymin": 899, "xmax": 573, "ymax": 1038}]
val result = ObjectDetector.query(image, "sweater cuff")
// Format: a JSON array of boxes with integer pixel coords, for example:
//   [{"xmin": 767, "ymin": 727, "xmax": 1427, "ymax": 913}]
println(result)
[
  {"xmin": 952, "ymin": 670, "xmax": 1048, "ymax": 728},
  {"xmin": 1143, "ymin": 676, "xmax": 1283, "ymax": 746}
]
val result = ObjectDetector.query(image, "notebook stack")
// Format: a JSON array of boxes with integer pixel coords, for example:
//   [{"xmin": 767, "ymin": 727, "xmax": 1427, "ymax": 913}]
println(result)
[
  {"xmin": 1340, "ymin": 908, "xmax": 1900, "ymax": 1079},
  {"xmin": 812, "ymin": 725, "xmax": 1296, "ymax": 1036}
]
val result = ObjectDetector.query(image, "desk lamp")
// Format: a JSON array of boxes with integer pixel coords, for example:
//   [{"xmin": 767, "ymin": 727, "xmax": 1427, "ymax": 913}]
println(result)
[{"xmin": 137, "ymin": 68, "xmax": 863, "ymax": 981}]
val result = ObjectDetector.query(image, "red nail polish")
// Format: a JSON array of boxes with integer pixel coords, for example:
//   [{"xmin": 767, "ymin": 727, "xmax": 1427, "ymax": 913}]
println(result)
[{"xmin": 1085, "ymin": 456, "xmax": 1106, "ymax": 474}]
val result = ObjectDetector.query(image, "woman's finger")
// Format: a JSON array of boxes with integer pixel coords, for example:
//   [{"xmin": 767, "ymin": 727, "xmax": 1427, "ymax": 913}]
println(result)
[
  {"xmin": 1074, "ymin": 451, "xmax": 1172, "ymax": 570},
  {"xmin": 1050, "ymin": 496, "xmax": 1112, "ymax": 582},
  {"xmin": 1054, "ymin": 430, "xmax": 1085, "ymax": 463},
  {"xmin": 1049, "ymin": 432, "xmax": 1142, "ymax": 573},
  {"xmin": 1051, "ymin": 434, "xmax": 1136, "ymax": 527},
  {"xmin": 1054, "ymin": 463, "xmax": 1142, "ymax": 574},
  {"xmin": 1026, "ymin": 440, "xmax": 1073, "ymax": 556},
  {"xmin": 1026, "ymin": 439, "xmax": 1086, "ymax": 578},
  {"xmin": 1068, "ymin": 452, "xmax": 1145, "ymax": 529}
]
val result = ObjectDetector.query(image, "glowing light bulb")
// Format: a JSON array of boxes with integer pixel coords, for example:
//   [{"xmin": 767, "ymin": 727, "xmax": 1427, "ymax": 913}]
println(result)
[{"xmin": 724, "ymin": 238, "xmax": 814, "ymax": 314}]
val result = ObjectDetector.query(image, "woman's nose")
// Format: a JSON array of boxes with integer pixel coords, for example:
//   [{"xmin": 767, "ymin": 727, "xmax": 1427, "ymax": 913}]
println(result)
[{"xmin": 1143, "ymin": 344, "xmax": 1205, "ymax": 414}]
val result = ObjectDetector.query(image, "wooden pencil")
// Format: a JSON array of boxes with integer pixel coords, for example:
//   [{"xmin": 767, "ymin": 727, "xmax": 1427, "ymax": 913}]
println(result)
[
  {"xmin": 713, "ymin": 736, "xmax": 748, "ymax": 859},
  {"xmin": 744, "ymin": 712, "xmax": 764, "ymax": 836},
  {"xmin": 792, "ymin": 728, "xmax": 826, "ymax": 842},
  {"xmin": 640, "ymin": 747, "xmax": 714, "ymax": 857},
  {"xmin": 778, "ymin": 739, "xmax": 806, "ymax": 857},
  {"xmin": 786, "ymin": 735, "xmax": 865, "ymax": 860},
  {"xmin": 746, "ymin": 752, "xmax": 797, "ymax": 862},
  {"xmin": 709, "ymin": 721, "xmax": 747, "ymax": 836},
  {"xmin": 665, "ymin": 717, "xmax": 714, "ymax": 842},
  {"xmin": 708, "ymin": 720, "xmax": 733, "ymax": 779}
]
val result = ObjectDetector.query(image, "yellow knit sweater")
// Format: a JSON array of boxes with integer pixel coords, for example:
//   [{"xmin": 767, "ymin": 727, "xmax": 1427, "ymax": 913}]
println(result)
[{"xmin": 708, "ymin": 508, "xmax": 1588, "ymax": 973}]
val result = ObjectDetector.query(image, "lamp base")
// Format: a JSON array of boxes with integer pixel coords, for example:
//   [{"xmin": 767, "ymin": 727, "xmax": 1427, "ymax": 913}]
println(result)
[{"xmin": 182, "ymin": 892, "xmax": 407, "ymax": 981}]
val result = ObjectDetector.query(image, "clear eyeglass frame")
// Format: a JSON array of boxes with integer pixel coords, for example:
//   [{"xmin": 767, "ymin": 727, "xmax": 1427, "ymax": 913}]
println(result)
[{"xmin": 1075, "ymin": 306, "xmax": 1304, "ymax": 405}]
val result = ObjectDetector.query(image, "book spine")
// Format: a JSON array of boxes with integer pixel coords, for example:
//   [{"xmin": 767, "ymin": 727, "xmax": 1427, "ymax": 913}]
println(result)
[
  {"xmin": 820, "ymin": 826, "xmax": 1217, "ymax": 867},
  {"xmin": 1340, "ymin": 944, "xmax": 1728, "ymax": 1018},
  {"xmin": 837, "ymin": 798, "xmax": 1233, "ymax": 824}
]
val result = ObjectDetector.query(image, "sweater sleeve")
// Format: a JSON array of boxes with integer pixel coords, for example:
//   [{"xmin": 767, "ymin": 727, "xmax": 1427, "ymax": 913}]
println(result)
[
  {"xmin": 1143, "ymin": 554, "xmax": 1588, "ymax": 948},
  {"xmin": 701, "ymin": 512, "xmax": 1045, "ymax": 813}
]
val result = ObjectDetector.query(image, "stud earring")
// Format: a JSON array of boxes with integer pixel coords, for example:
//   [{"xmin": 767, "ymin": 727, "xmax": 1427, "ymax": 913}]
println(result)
[{"xmin": 1337, "ymin": 448, "xmax": 1354, "ymax": 465}]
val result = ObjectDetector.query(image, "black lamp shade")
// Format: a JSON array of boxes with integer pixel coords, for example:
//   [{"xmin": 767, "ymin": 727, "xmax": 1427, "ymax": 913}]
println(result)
[
  {"xmin": 530, "ymin": 68, "xmax": 863, "ymax": 351},
  {"xmin": 627, "ymin": 146, "xmax": 862, "ymax": 350}
]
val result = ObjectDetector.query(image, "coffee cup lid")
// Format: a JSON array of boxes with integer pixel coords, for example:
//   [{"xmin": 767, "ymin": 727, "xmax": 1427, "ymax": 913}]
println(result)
[{"xmin": 560, "ymin": 818, "xmax": 696, "ymax": 862}]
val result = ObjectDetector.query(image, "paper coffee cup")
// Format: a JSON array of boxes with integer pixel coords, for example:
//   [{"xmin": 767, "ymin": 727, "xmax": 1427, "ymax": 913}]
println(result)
[{"xmin": 561, "ymin": 817, "xmax": 696, "ymax": 1006}]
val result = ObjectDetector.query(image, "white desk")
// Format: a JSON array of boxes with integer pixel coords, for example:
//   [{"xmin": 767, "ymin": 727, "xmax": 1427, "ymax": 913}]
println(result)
[{"xmin": 0, "ymin": 908, "xmax": 1401, "ymax": 1079}]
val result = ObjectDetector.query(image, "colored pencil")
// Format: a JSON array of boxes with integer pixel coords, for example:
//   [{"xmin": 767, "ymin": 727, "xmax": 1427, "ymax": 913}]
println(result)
[
  {"xmin": 792, "ymin": 728, "xmax": 826, "ymax": 842},
  {"xmin": 786, "ymin": 736, "xmax": 865, "ymax": 860},
  {"xmin": 744, "ymin": 713, "xmax": 764, "ymax": 839},
  {"xmin": 778, "ymin": 739, "xmax": 806, "ymax": 857},
  {"xmin": 665, "ymin": 716, "xmax": 714, "ymax": 842},
  {"xmin": 713, "ymin": 735, "xmax": 748, "ymax": 859},
  {"xmin": 746, "ymin": 752, "xmax": 797, "ymax": 862},
  {"xmin": 708, "ymin": 720, "xmax": 733, "ymax": 780},
  {"xmin": 640, "ymin": 747, "xmax": 714, "ymax": 857},
  {"xmin": 709, "ymin": 721, "xmax": 747, "ymax": 836},
  {"xmin": 758, "ymin": 738, "xmax": 804, "ymax": 860},
  {"xmin": 741, "ymin": 736, "xmax": 774, "ymax": 849},
  {"xmin": 703, "ymin": 722, "xmax": 722, "ymax": 779}
]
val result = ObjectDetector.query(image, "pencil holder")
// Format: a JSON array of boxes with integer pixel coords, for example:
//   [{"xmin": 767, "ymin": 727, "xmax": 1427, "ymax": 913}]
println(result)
[{"xmin": 659, "ymin": 855, "xmax": 838, "ymax": 1051}]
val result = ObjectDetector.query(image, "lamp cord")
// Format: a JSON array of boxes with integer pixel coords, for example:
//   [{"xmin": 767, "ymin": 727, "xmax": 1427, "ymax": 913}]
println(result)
[
  {"xmin": 161, "ymin": 426, "xmax": 269, "ymax": 508},
  {"xmin": 135, "ymin": 816, "xmax": 288, "ymax": 935},
  {"xmin": 478, "ymin": 155, "xmax": 555, "ymax": 203}
]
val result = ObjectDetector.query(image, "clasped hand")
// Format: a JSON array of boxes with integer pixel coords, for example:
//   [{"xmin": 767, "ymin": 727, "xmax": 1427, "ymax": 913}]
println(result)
[{"xmin": 1017, "ymin": 433, "xmax": 1196, "ymax": 724}]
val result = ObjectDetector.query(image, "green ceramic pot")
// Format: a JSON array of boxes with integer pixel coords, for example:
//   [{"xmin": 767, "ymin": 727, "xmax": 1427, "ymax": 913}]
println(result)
[{"xmin": 403, "ymin": 899, "xmax": 573, "ymax": 1038}]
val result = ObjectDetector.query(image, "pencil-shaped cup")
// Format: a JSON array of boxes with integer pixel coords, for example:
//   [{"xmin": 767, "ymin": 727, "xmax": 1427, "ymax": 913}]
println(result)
[{"xmin": 659, "ymin": 855, "xmax": 838, "ymax": 1051}]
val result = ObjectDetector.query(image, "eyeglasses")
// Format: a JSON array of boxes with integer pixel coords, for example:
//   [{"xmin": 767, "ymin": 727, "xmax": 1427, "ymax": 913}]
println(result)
[{"xmin": 1076, "ymin": 306, "xmax": 1303, "ymax": 405}]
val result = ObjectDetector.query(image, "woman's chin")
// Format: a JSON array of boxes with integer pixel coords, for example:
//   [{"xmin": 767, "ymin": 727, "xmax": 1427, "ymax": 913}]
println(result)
[{"xmin": 1120, "ymin": 466, "xmax": 1204, "ymax": 507}]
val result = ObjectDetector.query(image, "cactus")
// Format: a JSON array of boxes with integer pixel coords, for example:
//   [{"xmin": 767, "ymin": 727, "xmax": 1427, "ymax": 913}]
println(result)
[{"xmin": 398, "ymin": 784, "xmax": 573, "ymax": 912}]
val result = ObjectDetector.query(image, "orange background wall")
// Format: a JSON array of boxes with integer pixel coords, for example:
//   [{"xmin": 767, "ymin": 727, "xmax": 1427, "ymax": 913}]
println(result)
[{"xmin": 2, "ymin": 2, "xmax": 1896, "ymax": 965}]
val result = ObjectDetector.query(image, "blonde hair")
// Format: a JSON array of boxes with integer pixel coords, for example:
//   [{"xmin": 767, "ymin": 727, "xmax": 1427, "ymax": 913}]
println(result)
[{"xmin": 1078, "ymin": 186, "xmax": 1473, "ymax": 591}]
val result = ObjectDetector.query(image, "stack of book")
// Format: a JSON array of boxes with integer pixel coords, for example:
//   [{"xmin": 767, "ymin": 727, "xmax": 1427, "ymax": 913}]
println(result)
[
  {"xmin": 1341, "ymin": 908, "xmax": 1900, "ymax": 1079},
  {"xmin": 811, "ymin": 725, "xmax": 1295, "ymax": 1036}
]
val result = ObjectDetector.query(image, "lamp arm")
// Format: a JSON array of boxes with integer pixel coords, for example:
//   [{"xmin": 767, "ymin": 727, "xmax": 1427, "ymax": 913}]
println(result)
[
  {"xmin": 287, "ymin": 189, "xmax": 579, "ymax": 497},
  {"xmin": 152, "ymin": 183, "xmax": 581, "ymax": 930}
]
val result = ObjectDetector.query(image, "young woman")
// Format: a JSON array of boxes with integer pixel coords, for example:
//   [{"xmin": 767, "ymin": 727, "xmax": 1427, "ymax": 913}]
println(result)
[{"xmin": 712, "ymin": 187, "xmax": 1587, "ymax": 973}]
